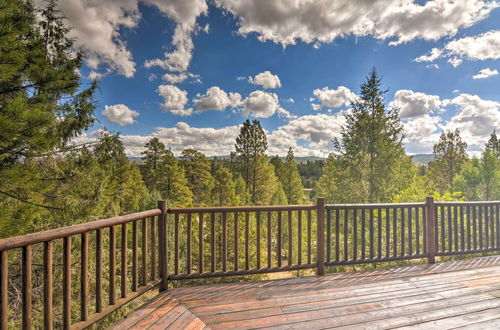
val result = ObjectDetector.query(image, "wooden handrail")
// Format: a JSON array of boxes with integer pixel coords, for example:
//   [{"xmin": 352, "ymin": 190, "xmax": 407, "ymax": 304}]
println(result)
[
  {"xmin": 167, "ymin": 204, "xmax": 316, "ymax": 214},
  {"xmin": 0, "ymin": 209, "xmax": 160, "ymax": 251}
]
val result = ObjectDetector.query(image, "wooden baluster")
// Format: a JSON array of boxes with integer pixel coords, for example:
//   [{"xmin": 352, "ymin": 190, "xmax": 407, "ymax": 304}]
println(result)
[
  {"xmin": 63, "ymin": 236, "xmax": 72, "ymax": 329},
  {"xmin": 297, "ymin": 210, "xmax": 301, "ymax": 265},
  {"xmin": 96, "ymin": 229, "xmax": 103, "ymax": 312},
  {"xmin": 44, "ymin": 241, "xmax": 53, "ymax": 330},
  {"xmin": 467, "ymin": 206, "xmax": 472, "ymax": 250},
  {"xmin": 422, "ymin": 206, "xmax": 427, "ymax": 254},
  {"xmin": 479, "ymin": 206, "xmax": 484, "ymax": 250},
  {"xmin": 447, "ymin": 206, "xmax": 452, "ymax": 251},
  {"xmin": 132, "ymin": 221, "xmax": 138, "ymax": 291},
  {"xmin": 210, "ymin": 213, "xmax": 215, "ymax": 273},
  {"xmin": 234, "ymin": 212, "xmax": 239, "ymax": 271},
  {"xmin": 222, "ymin": 212, "xmax": 227, "ymax": 272},
  {"xmin": 392, "ymin": 208, "xmax": 397, "ymax": 257},
  {"xmin": 362, "ymin": 209, "xmax": 367, "ymax": 260},
  {"xmin": 174, "ymin": 214, "xmax": 179, "ymax": 275},
  {"xmin": 353, "ymin": 209, "xmax": 358, "ymax": 261},
  {"xmin": 485, "ymin": 205, "xmax": 490, "ymax": 249},
  {"xmin": 377, "ymin": 208, "xmax": 382, "ymax": 259},
  {"xmin": 109, "ymin": 226, "xmax": 116, "ymax": 305},
  {"xmin": 408, "ymin": 208, "xmax": 413, "ymax": 256},
  {"xmin": 246, "ymin": 212, "xmax": 250, "ymax": 270},
  {"xmin": 400, "ymin": 208, "xmax": 405, "ymax": 257},
  {"xmin": 326, "ymin": 208, "xmax": 331, "ymax": 262},
  {"xmin": 496, "ymin": 205, "xmax": 500, "ymax": 248},
  {"xmin": 473, "ymin": 206, "xmax": 478, "ymax": 250},
  {"xmin": 460, "ymin": 206, "xmax": 465, "ymax": 251},
  {"xmin": 0, "ymin": 250, "xmax": 7, "ymax": 330},
  {"xmin": 307, "ymin": 210, "xmax": 312, "ymax": 264},
  {"xmin": 277, "ymin": 211, "xmax": 282, "ymax": 267},
  {"xmin": 150, "ymin": 216, "xmax": 156, "ymax": 280},
  {"xmin": 335, "ymin": 208, "xmax": 340, "ymax": 262},
  {"xmin": 370, "ymin": 208, "xmax": 374, "ymax": 259},
  {"xmin": 81, "ymin": 233, "xmax": 88, "ymax": 321},
  {"xmin": 141, "ymin": 219, "xmax": 147, "ymax": 284},
  {"xmin": 425, "ymin": 197, "xmax": 436, "ymax": 264},
  {"xmin": 257, "ymin": 211, "xmax": 261, "ymax": 269},
  {"xmin": 199, "ymin": 212, "xmax": 204, "ymax": 273},
  {"xmin": 121, "ymin": 224, "xmax": 127, "ymax": 298},
  {"xmin": 316, "ymin": 198, "xmax": 325, "ymax": 276},
  {"xmin": 187, "ymin": 213, "xmax": 192, "ymax": 274},
  {"xmin": 288, "ymin": 210, "xmax": 292, "ymax": 267},
  {"xmin": 440, "ymin": 206, "xmax": 445, "ymax": 252},
  {"xmin": 454, "ymin": 206, "xmax": 459, "ymax": 251},
  {"xmin": 22, "ymin": 245, "xmax": 32, "ymax": 329},
  {"xmin": 267, "ymin": 211, "xmax": 272, "ymax": 268},
  {"xmin": 415, "ymin": 207, "xmax": 420, "ymax": 255},
  {"xmin": 385, "ymin": 208, "xmax": 390, "ymax": 258},
  {"xmin": 489, "ymin": 205, "xmax": 494, "ymax": 248},
  {"xmin": 344, "ymin": 209, "xmax": 349, "ymax": 261}
]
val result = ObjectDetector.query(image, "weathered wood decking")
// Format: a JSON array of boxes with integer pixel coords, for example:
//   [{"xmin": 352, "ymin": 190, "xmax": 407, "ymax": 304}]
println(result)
[{"xmin": 112, "ymin": 255, "xmax": 500, "ymax": 329}]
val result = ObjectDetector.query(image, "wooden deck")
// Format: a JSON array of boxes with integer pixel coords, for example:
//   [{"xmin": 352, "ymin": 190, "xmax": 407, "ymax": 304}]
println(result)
[{"xmin": 111, "ymin": 256, "xmax": 500, "ymax": 329}]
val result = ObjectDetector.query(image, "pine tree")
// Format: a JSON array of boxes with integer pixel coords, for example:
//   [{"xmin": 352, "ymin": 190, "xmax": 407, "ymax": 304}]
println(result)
[
  {"xmin": 428, "ymin": 129, "xmax": 468, "ymax": 192},
  {"xmin": 252, "ymin": 155, "xmax": 279, "ymax": 205},
  {"xmin": 212, "ymin": 168, "xmax": 237, "ymax": 206},
  {"xmin": 141, "ymin": 137, "xmax": 166, "ymax": 190},
  {"xmin": 235, "ymin": 119, "xmax": 268, "ymax": 203},
  {"xmin": 180, "ymin": 149, "xmax": 213, "ymax": 206},
  {"xmin": 334, "ymin": 68, "xmax": 409, "ymax": 202},
  {"xmin": 280, "ymin": 148, "xmax": 304, "ymax": 204},
  {"xmin": 160, "ymin": 149, "xmax": 193, "ymax": 207},
  {"xmin": 486, "ymin": 131, "xmax": 500, "ymax": 155},
  {"xmin": 0, "ymin": 0, "xmax": 96, "ymax": 170}
]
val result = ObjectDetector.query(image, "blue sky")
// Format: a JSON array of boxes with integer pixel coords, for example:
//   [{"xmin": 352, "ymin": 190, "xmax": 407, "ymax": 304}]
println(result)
[{"xmin": 52, "ymin": 0, "xmax": 500, "ymax": 157}]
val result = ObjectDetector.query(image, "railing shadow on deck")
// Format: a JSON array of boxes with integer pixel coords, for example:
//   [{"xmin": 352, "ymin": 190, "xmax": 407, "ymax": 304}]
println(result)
[{"xmin": 0, "ymin": 197, "xmax": 499, "ymax": 329}]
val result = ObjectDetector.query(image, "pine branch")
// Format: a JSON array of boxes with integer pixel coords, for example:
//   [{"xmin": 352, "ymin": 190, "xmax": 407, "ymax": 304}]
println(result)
[{"xmin": 0, "ymin": 190, "xmax": 64, "ymax": 211}]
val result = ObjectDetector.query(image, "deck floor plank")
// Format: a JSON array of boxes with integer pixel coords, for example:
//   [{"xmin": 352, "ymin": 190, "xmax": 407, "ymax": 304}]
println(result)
[{"xmin": 110, "ymin": 256, "xmax": 500, "ymax": 329}]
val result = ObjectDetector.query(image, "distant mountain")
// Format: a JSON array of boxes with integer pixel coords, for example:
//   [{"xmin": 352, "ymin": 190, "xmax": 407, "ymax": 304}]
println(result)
[{"xmin": 411, "ymin": 154, "xmax": 434, "ymax": 165}]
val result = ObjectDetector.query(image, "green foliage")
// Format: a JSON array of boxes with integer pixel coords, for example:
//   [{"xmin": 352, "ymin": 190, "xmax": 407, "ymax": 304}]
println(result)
[
  {"xmin": 331, "ymin": 68, "xmax": 411, "ymax": 202},
  {"xmin": 278, "ymin": 148, "xmax": 304, "ymax": 204},
  {"xmin": 316, "ymin": 154, "xmax": 340, "ymax": 204},
  {"xmin": 428, "ymin": 129, "xmax": 468, "ymax": 192},
  {"xmin": 212, "ymin": 167, "xmax": 238, "ymax": 206},
  {"xmin": 0, "ymin": 0, "xmax": 96, "ymax": 170},
  {"xmin": 180, "ymin": 149, "xmax": 213, "ymax": 205},
  {"xmin": 160, "ymin": 149, "xmax": 193, "ymax": 207},
  {"xmin": 141, "ymin": 137, "xmax": 166, "ymax": 191}
]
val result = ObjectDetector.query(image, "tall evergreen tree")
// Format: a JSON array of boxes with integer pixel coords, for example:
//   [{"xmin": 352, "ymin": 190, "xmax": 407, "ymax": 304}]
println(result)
[
  {"xmin": 141, "ymin": 137, "xmax": 166, "ymax": 190},
  {"xmin": 0, "ymin": 0, "xmax": 96, "ymax": 170},
  {"xmin": 428, "ymin": 129, "xmax": 468, "ymax": 192},
  {"xmin": 280, "ymin": 148, "xmax": 304, "ymax": 204},
  {"xmin": 160, "ymin": 149, "xmax": 193, "ymax": 207},
  {"xmin": 212, "ymin": 168, "xmax": 237, "ymax": 206},
  {"xmin": 316, "ymin": 154, "xmax": 341, "ymax": 204},
  {"xmin": 234, "ymin": 119, "xmax": 268, "ymax": 203},
  {"xmin": 334, "ymin": 68, "xmax": 409, "ymax": 202},
  {"xmin": 180, "ymin": 149, "xmax": 213, "ymax": 206}
]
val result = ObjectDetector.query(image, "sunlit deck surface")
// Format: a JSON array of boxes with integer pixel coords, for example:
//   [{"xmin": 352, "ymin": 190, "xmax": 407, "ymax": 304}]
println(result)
[{"xmin": 112, "ymin": 256, "xmax": 500, "ymax": 329}]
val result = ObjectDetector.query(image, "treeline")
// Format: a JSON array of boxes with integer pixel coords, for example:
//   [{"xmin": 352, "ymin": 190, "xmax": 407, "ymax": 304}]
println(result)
[{"xmin": 1, "ymin": 0, "xmax": 499, "ymax": 241}]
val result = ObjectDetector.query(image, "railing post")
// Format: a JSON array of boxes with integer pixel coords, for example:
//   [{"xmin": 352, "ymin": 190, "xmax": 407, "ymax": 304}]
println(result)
[
  {"xmin": 158, "ymin": 200, "xmax": 168, "ymax": 291},
  {"xmin": 316, "ymin": 197, "xmax": 325, "ymax": 275},
  {"xmin": 425, "ymin": 196, "xmax": 436, "ymax": 264}
]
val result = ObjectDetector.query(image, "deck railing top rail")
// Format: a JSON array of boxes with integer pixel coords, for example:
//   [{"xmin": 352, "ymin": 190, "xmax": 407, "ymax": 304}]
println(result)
[
  {"xmin": 0, "ymin": 209, "xmax": 161, "ymax": 251},
  {"xmin": 167, "ymin": 204, "xmax": 316, "ymax": 214},
  {"xmin": 325, "ymin": 202, "xmax": 425, "ymax": 209}
]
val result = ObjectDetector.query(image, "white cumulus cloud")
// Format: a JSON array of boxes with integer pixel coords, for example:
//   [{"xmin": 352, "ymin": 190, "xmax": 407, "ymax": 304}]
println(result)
[
  {"xmin": 390, "ymin": 90, "xmax": 441, "ymax": 119},
  {"xmin": 215, "ymin": 0, "xmax": 497, "ymax": 47},
  {"xmin": 249, "ymin": 71, "xmax": 282, "ymax": 89},
  {"xmin": 472, "ymin": 68, "xmax": 499, "ymax": 79},
  {"xmin": 241, "ymin": 90, "xmax": 291, "ymax": 118},
  {"xmin": 157, "ymin": 84, "xmax": 192, "ymax": 116},
  {"xmin": 101, "ymin": 104, "xmax": 140, "ymax": 126},
  {"xmin": 311, "ymin": 86, "xmax": 356, "ymax": 110},
  {"xmin": 193, "ymin": 86, "xmax": 242, "ymax": 112}
]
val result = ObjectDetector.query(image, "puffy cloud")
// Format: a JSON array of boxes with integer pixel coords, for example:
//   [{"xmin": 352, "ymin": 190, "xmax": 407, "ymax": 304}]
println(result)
[
  {"xmin": 162, "ymin": 72, "xmax": 201, "ymax": 84},
  {"xmin": 249, "ymin": 71, "xmax": 282, "ymax": 89},
  {"xmin": 157, "ymin": 84, "xmax": 192, "ymax": 116},
  {"xmin": 241, "ymin": 91, "xmax": 290, "ymax": 118},
  {"xmin": 390, "ymin": 90, "xmax": 441, "ymax": 119},
  {"xmin": 402, "ymin": 115, "xmax": 441, "ymax": 153},
  {"xmin": 144, "ymin": 0, "xmax": 208, "ymax": 73},
  {"xmin": 415, "ymin": 48, "xmax": 442, "ymax": 62},
  {"xmin": 215, "ymin": 0, "xmax": 497, "ymax": 47},
  {"xmin": 193, "ymin": 86, "xmax": 242, "ymax": 111},
  {"xmin": 101, "ymin": 104, "xmax": 139, "ymax": 126},
  {"xmin": 311, "ymin": 86, "xmax": 356, "ymax": 110},
  {"xmin": 442, "ymin": 94, "xmax": 500, "ymax": 151},
  {"xmin": 447, "ymin": 57, "xmax": 463, "ymax": 68},
  {"xmin": 415, "ymin": 30, "xmax": 500, "ymax": 64},
  {"xmin": 472, "ymin": 68, "xmax": 499, "ymax": 79},
  {"xmin": 268, "ymin": 113, "xmax": 346, "ymax": 156}
]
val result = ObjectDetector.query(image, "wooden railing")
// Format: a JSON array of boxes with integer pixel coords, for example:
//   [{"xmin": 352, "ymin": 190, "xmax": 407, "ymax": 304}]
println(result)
[{"xmin": 0, "ymin": 197, "xmax": 499, "ymax": 329}]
